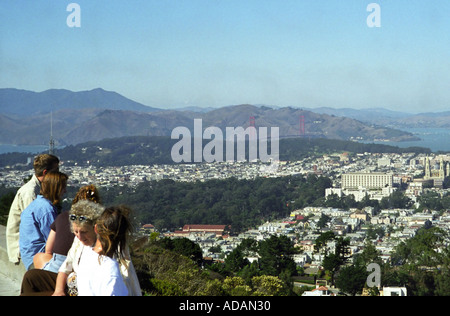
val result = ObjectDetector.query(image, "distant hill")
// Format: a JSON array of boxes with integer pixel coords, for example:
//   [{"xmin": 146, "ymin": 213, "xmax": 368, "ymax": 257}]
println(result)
[
  {"xmin": 0, "ymin": 88, "xmax": 421, "ymax": 146},
  {"xmin": 0, "ymin": 88, "xmax": 160, "ymax": 116},
  {"xmin": 0, "ymin": 135, "xmax": 431, "ymax": 169},
  {"xmin": 306, "ymin": 107, "xmax": 450, "ymax": 129},
  {"xmin": 57, "ymin": 104, "xmax": 419, "ymax": 145},
  {"xmin": 62, "ymin": 109, "xmax": 196, "ymax": 145},
  {"xmin": 394, "ymin": 112, "xmax": 450, "ymax": 129},
  {"xmin": 200, "ymin": 104, "xmax": 419, "ymax": 142}
]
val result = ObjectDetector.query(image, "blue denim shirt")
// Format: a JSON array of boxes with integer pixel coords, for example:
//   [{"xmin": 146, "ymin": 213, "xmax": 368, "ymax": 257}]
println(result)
[{"xmin": 19, "ymin": 195, "xmax": 58, "ymax": 270}]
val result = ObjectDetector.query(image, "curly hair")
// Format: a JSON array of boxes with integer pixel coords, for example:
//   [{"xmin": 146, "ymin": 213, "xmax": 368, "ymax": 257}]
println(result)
[
  {"xmin": 72, "ymin": 185, "xmax": 101, "ymax": 205},
  {"xmin": 69, "ymin": 200, "xmax": 105, "ymax": 232}
]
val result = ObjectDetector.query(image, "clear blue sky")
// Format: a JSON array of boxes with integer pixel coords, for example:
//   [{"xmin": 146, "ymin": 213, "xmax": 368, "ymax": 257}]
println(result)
[{"xmin": 1, "ymin": 0, "xmax": 449, "ymax": 112}]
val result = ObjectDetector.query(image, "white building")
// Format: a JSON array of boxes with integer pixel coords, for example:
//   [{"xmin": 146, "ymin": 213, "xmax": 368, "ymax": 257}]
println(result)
[
  {"xmin": 342, "ymin": 172, "xmax": 393, "ymax": 190},
  {"xmin": 381, "ymin": 287, "xmax": 407, "ymax": 296},
  {"xmin": 302, "ymin": 285, "xmax": 334, "ymax": 297}
]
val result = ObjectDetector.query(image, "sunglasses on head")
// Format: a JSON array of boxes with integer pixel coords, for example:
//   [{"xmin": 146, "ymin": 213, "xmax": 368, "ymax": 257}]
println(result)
[{"xmin": 69, "ymin": 214, "xmax": 91, "ymax": 222}]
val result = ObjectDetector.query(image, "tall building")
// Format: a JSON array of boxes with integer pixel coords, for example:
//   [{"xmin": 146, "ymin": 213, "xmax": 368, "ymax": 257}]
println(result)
[
  {"xmin": 49, "ymin": 111, "xmax": 55, "ymax": 155},
  {"xmin": 424, "ymin": 156, "xmax": 447, "ymax": 180},
  {"xmin": 425, "ymin": 156, "xmax": 431, "ymax": 179},
  {"xmin": 342, "ymin": 172, "xmax": 393, "ymax": 190},
  {"xmin": 439, "ymin": 157, "xmax": 445, "ymax": 179}
]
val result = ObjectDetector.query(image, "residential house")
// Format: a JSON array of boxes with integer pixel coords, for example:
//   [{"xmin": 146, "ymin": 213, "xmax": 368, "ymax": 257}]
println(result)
[
  {"xmin": 173, "ymin": 224, "xmax": 229, "ymax": 238},
  {"xmin": 302, "ymin": 285, "xmax": 334, "ymax": 296},
  {"xmin": 140, "ymin": 224, "xmax": 155, "ymax": 235},
  {"xmin": 381, "ymin": 287, "xmax": 407, "ymax": 296}
]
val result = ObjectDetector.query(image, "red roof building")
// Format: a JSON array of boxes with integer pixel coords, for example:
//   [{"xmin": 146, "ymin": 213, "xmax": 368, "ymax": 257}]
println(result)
[{"xmin": 173, "ymin": 224, "xmax": 229, "ymax": 238}]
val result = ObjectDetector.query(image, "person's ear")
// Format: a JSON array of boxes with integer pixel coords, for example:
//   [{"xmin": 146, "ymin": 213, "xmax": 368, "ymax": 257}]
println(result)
[{"xmin": 94, "ymin": 224, "xmax": 98, "ymax": 234}]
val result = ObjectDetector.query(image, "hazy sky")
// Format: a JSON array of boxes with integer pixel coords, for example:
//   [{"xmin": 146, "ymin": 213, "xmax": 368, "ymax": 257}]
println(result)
[{"xmin": 1, "ymin": 0, "xmax": 449, "ymax": 112}]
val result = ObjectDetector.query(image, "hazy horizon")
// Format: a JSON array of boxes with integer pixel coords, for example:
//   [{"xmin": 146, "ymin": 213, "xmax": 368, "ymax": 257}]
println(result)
[
  {"xmin": 1, "ymin": 1, "xmax": 449, "ymax": 113},
  {"xmin": 3, "ymin": 86, "xmax": 449, "ymax": 115}
]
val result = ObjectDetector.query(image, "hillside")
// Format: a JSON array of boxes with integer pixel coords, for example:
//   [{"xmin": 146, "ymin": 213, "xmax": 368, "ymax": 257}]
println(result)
[
  {"xmin": 308, "ymin": 107, "xmax": 450, "ymax": 129},
  {"xmin": 0, "ymin": 135, "xmax": 431, "ymax": 169},
  {"xmin": 394, "ymin": 112, "xmax": 450, "ymax": 129},
  {"xmin": 0, "ymin": 88, "xmax": 160, "ymax": 116},
  {"xmin": 0, "ymin": 89, "xmax": 420, "ymax": 146}
]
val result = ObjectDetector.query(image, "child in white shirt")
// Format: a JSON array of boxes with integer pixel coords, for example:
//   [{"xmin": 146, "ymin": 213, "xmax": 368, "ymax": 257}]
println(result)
[
  {"xmin": 77, "ymin": 246, "xmax": 128, "ymax": 296},
  {"xmin": 76, "ymin": 205, "xmax": 133, "ymax": 296}
]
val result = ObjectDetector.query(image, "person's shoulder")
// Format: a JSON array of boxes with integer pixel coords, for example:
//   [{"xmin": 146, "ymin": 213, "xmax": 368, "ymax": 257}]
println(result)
[
  {"xmin": 33, "ymin": 195, "xmax": 49, "ymax": 205},
  {"xmin": 22, "ymin": 195, "xmax": 42, "ymax": 212},
  {"xmin": 30, "ymin": 196, "xmax": 54, "ymax": 215},
  {"xmin": 17, "ymin": 175, "xmax": 40, "ymax": 196},
  {"xmin": 22, "ymin": 174, "xmax": 40, "ymax": 189},
  {"xmin": 56, "ymin": 210, "xmax": 70, "ymax": 222},
  {"xmin": 101, "ymin": 255, "xmax": 119, "ymax": 266},
  {"xmin": 101, "ymin": 256, "xmax": 122, "ymax": 274}
]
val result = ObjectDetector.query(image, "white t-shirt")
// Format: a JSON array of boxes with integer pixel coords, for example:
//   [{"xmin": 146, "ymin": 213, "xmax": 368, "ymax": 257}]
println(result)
[{"xmin": 77, "ymin": 247, "xmax": 128, "ymax": 296}]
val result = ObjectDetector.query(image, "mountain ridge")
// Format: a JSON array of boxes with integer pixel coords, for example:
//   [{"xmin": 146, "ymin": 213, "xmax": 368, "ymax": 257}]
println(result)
[
  {"xmin": 0, "ymin": 88, "xmax": 424, "ymax": 146},
  {"xmin": 0, "ymin": 88, "xmax": 161, "ymax": 115},
  {"xmin": 303, "ymin": 106, "xmax": 450, "ymax": 129}
]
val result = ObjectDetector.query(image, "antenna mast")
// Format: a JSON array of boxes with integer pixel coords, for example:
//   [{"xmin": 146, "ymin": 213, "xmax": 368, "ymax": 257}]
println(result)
[{"xmin": 49, "ymin": 111, "xmax": 55, "ymax": 155}]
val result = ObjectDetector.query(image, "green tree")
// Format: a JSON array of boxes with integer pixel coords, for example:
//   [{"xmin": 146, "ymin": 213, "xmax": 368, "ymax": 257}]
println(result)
[
  {"xmin": 317, "ymin": 213, "xmax": 331, "ymax": 229},
  {"xmin": 354, "ymin": 240, "xmax": 382, "ymax": 267},
  {"xmin": 418, "ymin": 191, "xmax": 444, "ymax": 211},
  {"xmin": 435, "ymin": 264, "xmax": 450, "ymax": 296},
  {"xmin": 224, "ymin": 248, "xmax": 249, "ymax": 274},
  {"xmin": 335, "ymin": 265, "xmax": 367, "ymax": 296},
  {"xmin": 380, "ymin": 190, "xmax": 412, "ymax": 209},
  {"xmin": 238, "ymin": 261, "xmax": 260, "ymax": 284},
  {"xmin": 0, "ymin": 191, "xmax": 15, "ymax": 226},
  {"xmin": 314, "ymin": 231, "xmax": 335, "ymax": 254},
  {"xmin": 366, "ymin": 224, "xmax": 385, "ymax": 240},
  {"xmin": 388, "ymin": 227, "xmax": 450, "ymax": 296},
  {"xmin": 391, "ymin": 227, "xmax": 447, "ymax": 267},
  {"xmin": 322, "ymin": 237, "xmax": 351, "ymax": 285},
  {"xmin": 335, "ymin": 237, "xmax": 351, "ymax": 264},
  {"xmin": 258, "ymin": 235, "xmax": 297, "ymax": 277},
  {"xmin": 251, "ymin": 275, "xmax": 285, "ymax": 296},
  {"xmin": 322, "ymin": 253, "xmax": 342, "ymax": 283},
  {"xmin": 222, "ymin": 277, "xmax": 253, "ymax": 296},
  {"xmin": 158, "ymin": 237, "xmax": 203, "ymax": 266}
]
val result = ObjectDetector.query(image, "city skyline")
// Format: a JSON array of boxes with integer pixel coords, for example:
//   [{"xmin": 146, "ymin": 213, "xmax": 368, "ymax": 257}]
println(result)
[{"xmin": 1, "ymin": 1, "xmax": 450, "ymax": 113}]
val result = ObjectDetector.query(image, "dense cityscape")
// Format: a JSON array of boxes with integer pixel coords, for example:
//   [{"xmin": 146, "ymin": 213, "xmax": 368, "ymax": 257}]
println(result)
[{"xmin": 2, "ymin": 149, "xmax": 449, "ymax": 296}]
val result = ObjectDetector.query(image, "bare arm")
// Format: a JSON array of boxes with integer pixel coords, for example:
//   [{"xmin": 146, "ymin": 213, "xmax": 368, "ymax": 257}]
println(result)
[
  {"xmin": 45, "ymin": 229, "xmax": 56, "ymax": 254},
  {"xmin": 52, "ymin": 272, "xmax": 68, "ymax": 296}
]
